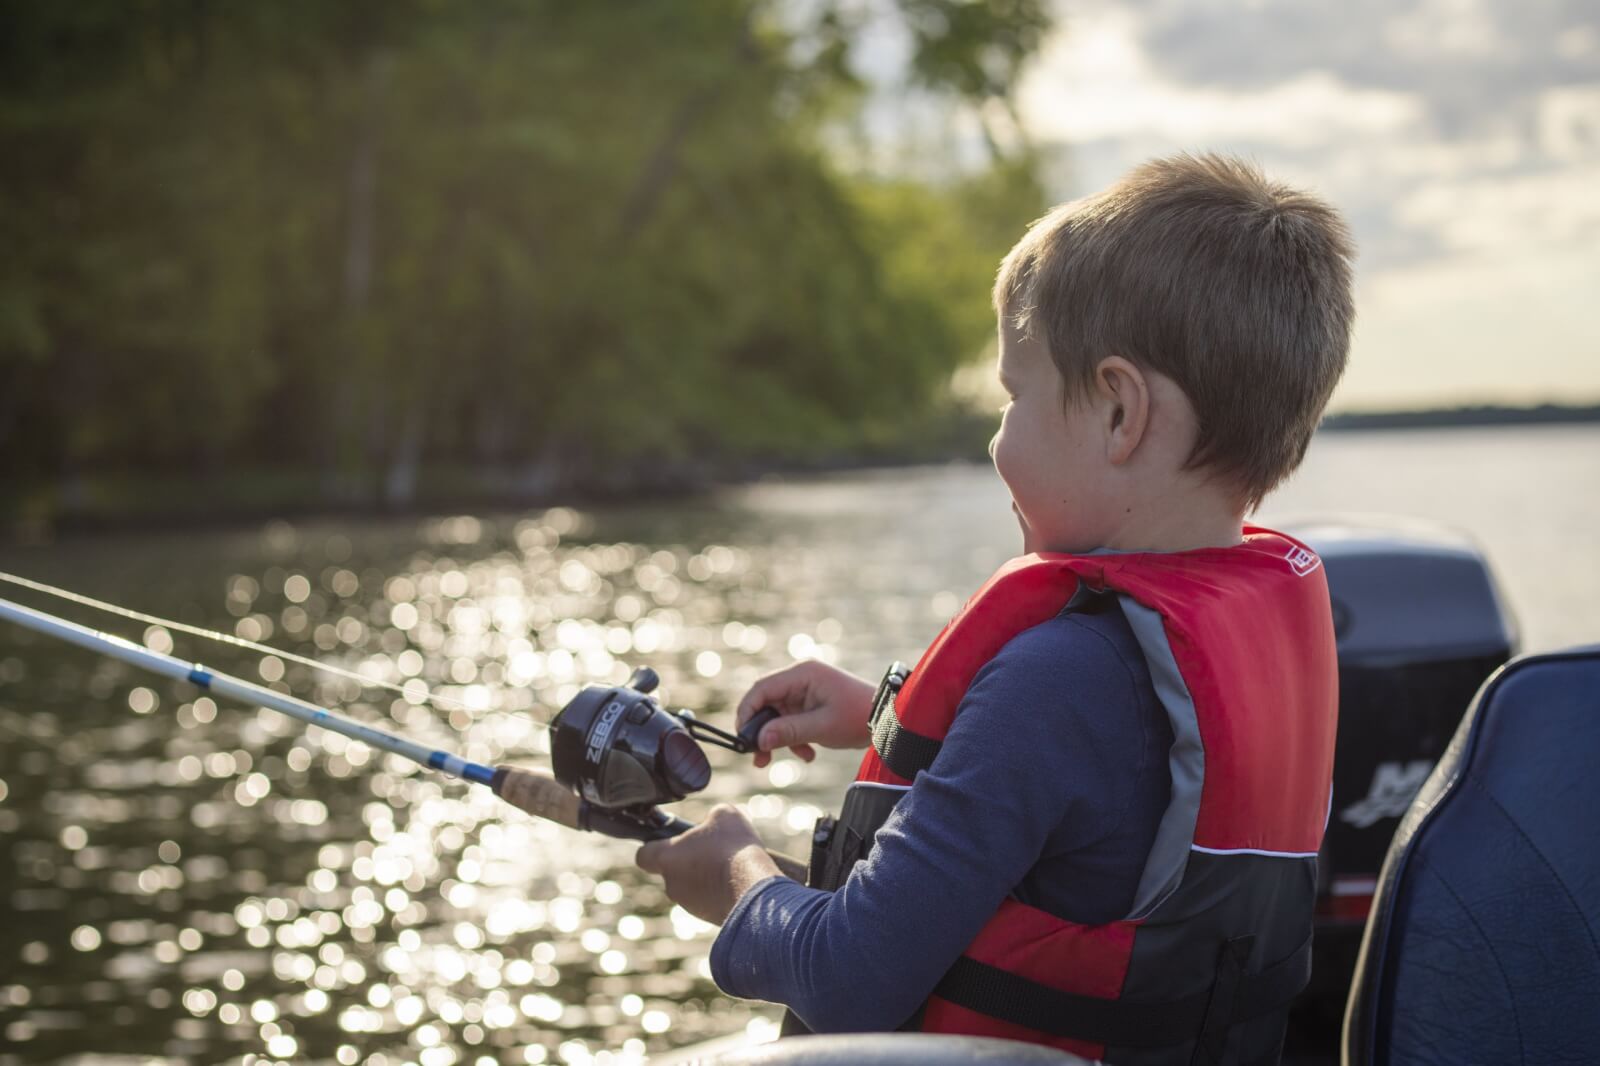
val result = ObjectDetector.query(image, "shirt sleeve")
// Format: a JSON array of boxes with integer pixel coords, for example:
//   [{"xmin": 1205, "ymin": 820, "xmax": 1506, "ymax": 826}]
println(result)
[{"xmin": 708, "ymin": 614, "xmax": 1156, "ymax": 1032}]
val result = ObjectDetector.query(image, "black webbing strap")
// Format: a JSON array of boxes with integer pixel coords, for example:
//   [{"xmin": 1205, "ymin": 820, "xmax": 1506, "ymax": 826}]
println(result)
[
  {"xmin": 866, "ymin": 663, "xmax": 941, "ymax": 781},
  {"xmin": 870, "ymin": 696, "xmax": 942, "ymax": 780},
  {"xmin": 1192, "ymin": 935, "xmax": 1254, "ymax": 1065},
  {"xmin": 931, "ymin": 934, "xmax": 1312, "ymax": 1049}
]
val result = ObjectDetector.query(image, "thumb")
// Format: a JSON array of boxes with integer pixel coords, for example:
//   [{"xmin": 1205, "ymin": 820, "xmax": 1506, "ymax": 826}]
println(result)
[{"xmin": 636, "ymin": 841, "xmax": 665, "ymax": 874}]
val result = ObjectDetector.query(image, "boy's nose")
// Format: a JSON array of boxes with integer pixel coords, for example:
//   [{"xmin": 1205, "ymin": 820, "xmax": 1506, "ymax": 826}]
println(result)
[{"xmin": 987, "ymin": 432, "xmax": 1000, "ymax": 461}]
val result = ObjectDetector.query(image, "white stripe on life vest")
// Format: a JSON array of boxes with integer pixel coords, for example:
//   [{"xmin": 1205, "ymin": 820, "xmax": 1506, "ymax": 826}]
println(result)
[
  {"xmin": 846, "ymin": 780, "xmax": 913, "ymax": 794},
  {"xmin": 1190, "ymin": 844, "xmax": 1320, "ymax": 859}
]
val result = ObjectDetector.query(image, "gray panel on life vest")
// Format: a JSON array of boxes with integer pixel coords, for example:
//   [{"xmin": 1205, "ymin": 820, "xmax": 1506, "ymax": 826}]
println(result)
[
  {"xmin": 1118, "ymin": 595, "xmax": 1204, "ymax": 920},
  {"xmin": 1107, "ymin": 850, "xmax": 1317, "ymax": 1066}
]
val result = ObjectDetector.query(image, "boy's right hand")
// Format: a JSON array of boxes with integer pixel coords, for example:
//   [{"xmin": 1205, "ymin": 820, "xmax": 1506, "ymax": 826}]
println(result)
[{"xmin": 735, "ymin": 661, "xmax": 876, "ymax": 768}]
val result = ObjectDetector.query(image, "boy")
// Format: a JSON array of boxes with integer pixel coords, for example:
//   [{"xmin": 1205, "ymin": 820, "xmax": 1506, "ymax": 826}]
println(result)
[{"xmin": 637, "ymin": 153, "xmax": 1354, "ymax": 1064}]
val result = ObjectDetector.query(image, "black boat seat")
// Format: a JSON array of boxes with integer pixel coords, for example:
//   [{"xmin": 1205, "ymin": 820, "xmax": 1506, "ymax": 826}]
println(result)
[{"xmin": 1342, "ymin": 644, "xmax": 1600, "ymax": 1065}]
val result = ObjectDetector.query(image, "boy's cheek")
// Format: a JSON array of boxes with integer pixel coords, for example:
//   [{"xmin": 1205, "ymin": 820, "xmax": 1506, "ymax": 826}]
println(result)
[{"xmin": 989, "ymin": 429, "xmax": 1018, "ymax": 490}]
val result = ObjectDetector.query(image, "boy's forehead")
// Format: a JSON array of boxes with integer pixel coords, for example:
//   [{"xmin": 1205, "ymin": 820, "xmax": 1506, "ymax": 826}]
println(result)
[
  {"xmin": 999, "ymin": 307, "xmax": 1043, "ymax": 343},
  {"xmin": 998, "ymin": 319, "xmax": 1046, "ymax": 373}
]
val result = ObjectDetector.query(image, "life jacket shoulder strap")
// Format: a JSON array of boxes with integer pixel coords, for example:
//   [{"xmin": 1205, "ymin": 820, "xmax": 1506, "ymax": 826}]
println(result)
[
  {"xmin": 867, "ymin": 663, "xmax": 939, "ymax": 780},
  {"xmin": 866, "ymin": 585, "xmax": 1109, "ymax": 781}
]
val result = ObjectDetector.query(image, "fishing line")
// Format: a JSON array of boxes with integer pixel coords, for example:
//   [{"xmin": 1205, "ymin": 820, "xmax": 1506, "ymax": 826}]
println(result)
[
  {"xmin": 0, "ymin": 588, "xmax": 777, "ymax": 844},
  {"xmin": 0, "ymin": 569, "xmax": 560, "ymax": 730}
]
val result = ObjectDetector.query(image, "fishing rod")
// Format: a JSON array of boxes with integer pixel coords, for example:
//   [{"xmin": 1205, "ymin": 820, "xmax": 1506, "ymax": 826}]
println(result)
[{"xmin": 0, "ymin": 593, "xmax": 782, "ymax": 847}]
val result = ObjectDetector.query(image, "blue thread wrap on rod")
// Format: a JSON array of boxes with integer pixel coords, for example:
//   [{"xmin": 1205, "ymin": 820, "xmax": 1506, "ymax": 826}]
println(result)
[{"xmin": 0, "ymin": 596, "xmax": 498, "ymax": 788}]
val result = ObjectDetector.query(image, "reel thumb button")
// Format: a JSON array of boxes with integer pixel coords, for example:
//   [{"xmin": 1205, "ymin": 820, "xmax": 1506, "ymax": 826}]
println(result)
[{"xmin": 626, "ymin": 702, "xmax": 654, "ymax": 725}]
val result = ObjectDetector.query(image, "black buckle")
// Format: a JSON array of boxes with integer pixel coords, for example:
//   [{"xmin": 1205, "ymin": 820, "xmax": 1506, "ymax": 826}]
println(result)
[
  {"xmin": 806, "ymin": 815, "xmax": 837, "ymax": 889},
  {"xmin": 868, "ymin": 661, "xmax": 911, "ymax": 728}
]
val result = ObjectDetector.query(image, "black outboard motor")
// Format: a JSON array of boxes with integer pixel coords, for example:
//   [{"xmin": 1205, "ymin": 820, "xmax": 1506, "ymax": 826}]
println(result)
[{"xmin": 1281, "ymin": 519, "xmax": 1516, "ymax": 1040}]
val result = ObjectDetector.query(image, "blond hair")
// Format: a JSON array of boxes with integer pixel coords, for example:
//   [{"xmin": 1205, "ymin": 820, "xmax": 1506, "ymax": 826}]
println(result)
[{"xmin": 994, "ymin": 153, "xmax": 1355, "ymax": 506}]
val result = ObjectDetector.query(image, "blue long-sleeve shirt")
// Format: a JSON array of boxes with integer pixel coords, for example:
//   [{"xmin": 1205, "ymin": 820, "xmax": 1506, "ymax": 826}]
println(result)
[{"xmin": 710, "ymin": 596, "xmax": 1173, "ymax": 1032}]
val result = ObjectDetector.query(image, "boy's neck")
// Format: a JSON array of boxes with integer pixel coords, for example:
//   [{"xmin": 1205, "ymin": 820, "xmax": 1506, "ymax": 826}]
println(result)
[{"xmin": 1098, "ymin": 484, "xmax": 1248, "ymax": 554}]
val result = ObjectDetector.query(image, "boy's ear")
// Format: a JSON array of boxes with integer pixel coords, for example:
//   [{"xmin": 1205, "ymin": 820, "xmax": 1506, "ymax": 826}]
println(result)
[{"xmin": 1094, "ymin": 356, "xmax": 1150, "ymax": 465}]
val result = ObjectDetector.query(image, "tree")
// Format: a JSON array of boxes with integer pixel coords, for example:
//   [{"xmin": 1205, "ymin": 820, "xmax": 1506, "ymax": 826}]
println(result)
[{"xmin": 0, "ymin": 0, "xmax": 1054, "ymax": 521}]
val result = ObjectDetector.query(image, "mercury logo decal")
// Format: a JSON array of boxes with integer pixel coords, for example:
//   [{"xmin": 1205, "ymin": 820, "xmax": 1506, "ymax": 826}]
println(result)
[
  {"xmin": 1284, "ymin": 546, "xmax": 1321, "ymax": 577},
  {"xmin": 586, "ymin": 698, "xmax": 627, "ymax": 767},
  {"xmin": 1339, "ymin": 760, "xmax": 1434, "ymax": 828}
]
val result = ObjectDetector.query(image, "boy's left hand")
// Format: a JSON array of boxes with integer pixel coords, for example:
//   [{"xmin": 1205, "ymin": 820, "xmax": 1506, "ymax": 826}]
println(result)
[{"xmin": 636, "ymin": 805, "xmax": 784, "ymax": 926}]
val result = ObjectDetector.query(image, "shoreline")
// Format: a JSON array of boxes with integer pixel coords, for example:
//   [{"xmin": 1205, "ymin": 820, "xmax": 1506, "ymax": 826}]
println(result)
[
  {"xmin": 1319, "ymin": 402, "xmax": 1600, "ymax": 432},
  {"xmin": 7, "ymin": 415, "xmax": 1598, "ymax": 545},
  {"xmin": 1, "ymin": 453, "xmax": 993, "ymax": 547}
]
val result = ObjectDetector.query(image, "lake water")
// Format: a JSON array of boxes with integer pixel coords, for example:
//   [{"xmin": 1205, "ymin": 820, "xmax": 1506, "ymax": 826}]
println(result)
[{"xmin": 0, "ymin": 425, "xmax": 1595, "ymax": 1065}]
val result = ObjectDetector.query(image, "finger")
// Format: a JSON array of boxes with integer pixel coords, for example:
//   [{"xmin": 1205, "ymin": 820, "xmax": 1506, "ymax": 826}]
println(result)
[
  {"xmin": 735, "ymin": 677, "xmax": 784, "ymax": 728},
  {"xmin": 792, "ymin": 743, "xmax": 816, "ymax": 762},
  {"xmin": 758, "ymin": 710, "xmax": 826, "ymax": 753},
  {"xmin": 734, "ymin": 689, "xmax": 764, "ymax": 729},
  {"xmin": 736, "ymin": 663, "xmax": 808, "ymax": 726},
  {"xmin": 753, "ymin": 751, "xmax": 772, "ymax": 770},
  {"xmin": 636, "ymin": 841, "xmax": 663, "ymax": 874}
]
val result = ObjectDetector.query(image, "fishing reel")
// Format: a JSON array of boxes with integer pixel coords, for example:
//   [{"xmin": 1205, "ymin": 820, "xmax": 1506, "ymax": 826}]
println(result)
[{"xmin": 547, "ymin": 666, "xmax": 778, "ymax": 841}]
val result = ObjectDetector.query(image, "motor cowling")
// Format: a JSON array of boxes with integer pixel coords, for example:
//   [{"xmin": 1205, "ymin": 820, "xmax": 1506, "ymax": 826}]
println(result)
[
  {"xmin": 1291, "ymin": 518, "xmax": 1516, "ymax": 916},
  {"xmin": 1281, "ymin": 518, "xmax": 1516, "ymax": 1044}
]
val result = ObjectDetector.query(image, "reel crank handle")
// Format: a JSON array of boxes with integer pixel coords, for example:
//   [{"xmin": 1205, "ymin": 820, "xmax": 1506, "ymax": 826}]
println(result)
[
  {"xmin": 675, "ymin": 704, "xmax": 781, "ymax": 755},
  {"xmin": 735, "ymin": 705, "xmax": 782, "ymax": 754}
]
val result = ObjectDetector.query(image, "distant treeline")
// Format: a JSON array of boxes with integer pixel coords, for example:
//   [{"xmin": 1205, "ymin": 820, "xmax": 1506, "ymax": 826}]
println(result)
[
  {"xmin": 0, "ymin": 1, "xmax": 1052, "ymax": 525},
  {"xmin": 1321, "ymin": 403, "xmax": 1600, "ymax": 432}
]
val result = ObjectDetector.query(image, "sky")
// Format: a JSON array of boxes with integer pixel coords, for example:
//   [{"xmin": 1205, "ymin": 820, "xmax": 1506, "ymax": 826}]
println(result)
[{"xmin": 852, "ymin": 0, "xmax": 1600, "ymax": 412}]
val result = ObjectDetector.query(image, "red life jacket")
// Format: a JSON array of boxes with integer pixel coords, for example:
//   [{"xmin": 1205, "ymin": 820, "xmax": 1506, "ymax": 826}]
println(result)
[{"xmin": 791, "ymin": 527, "xmax": 1338, "ymax": 1064}]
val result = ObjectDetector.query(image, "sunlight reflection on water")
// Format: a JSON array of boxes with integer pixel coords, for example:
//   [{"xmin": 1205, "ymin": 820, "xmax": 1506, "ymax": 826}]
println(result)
[{"xmin": 0, "ymin": 471, "xmax": 1004, "ymax": 1065}]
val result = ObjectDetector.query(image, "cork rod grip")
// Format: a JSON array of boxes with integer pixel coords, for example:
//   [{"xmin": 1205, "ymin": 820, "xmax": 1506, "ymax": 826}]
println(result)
[
  {"xmin": 490, "ymin": 766, "xmax": 582, "ymax": 829},
  {"xmin": 490, "ymin": 765, "xmax": 810, "ymax": 881}
]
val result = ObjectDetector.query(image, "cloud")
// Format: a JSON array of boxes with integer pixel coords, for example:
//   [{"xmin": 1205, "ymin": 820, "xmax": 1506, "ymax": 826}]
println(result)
[
  {"xmin": 1020, "ymin": 10, "xmax": 1425, "ymax": 147},
  {"xmin": 1345, "ymin": 243, "xmax": 1600, "ymax": 408},
  {"xmin": 1011, "ymin": 0, "xmax": 1600, "ymax": 407},
  {"xmin": 1394, "ymin": 157, "xmax": 1600, "ymax": 253},
  {"xmin": 1132, "ymin": 0, "xmax": 1598, "ymax": 123}
]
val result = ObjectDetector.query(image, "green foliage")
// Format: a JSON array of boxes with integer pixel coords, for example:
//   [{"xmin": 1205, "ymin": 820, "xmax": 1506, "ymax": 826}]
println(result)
[
  {"xmin": 0, "ymin": 0, "xmax": 1050, "ymax": 517},
  {"xmin": 902, "ymin": 0, "xmax": 1052, "ymax": 103}
]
